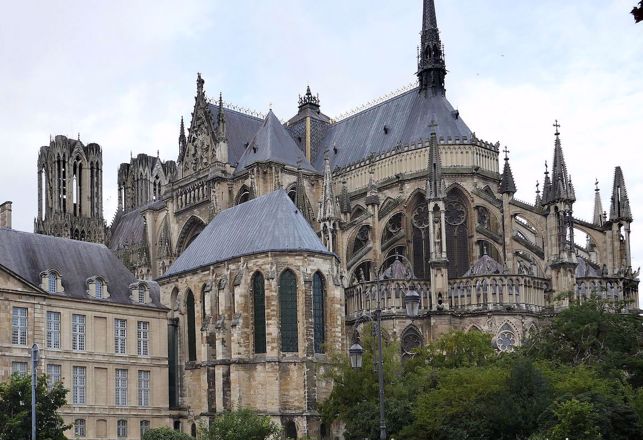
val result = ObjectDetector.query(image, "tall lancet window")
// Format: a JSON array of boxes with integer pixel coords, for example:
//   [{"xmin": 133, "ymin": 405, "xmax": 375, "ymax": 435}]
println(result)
[
  {"xmin": 252, "ymin": 272, "xmax": 266, "ymax": 354},
  {"xmin": 279, "ymin": 270, "xmax": 298, "ymax": 353},
  {"xmin": 445, "ymin": 189, "xmax": 470, "ymax": 277},
  {"xmin": 312, "ymin": 272, "xmax": 325, "ymax": 354},
  {"xmin": 410, "ymin": 194, "xmax": 431, "ymax": 278},
  {"xmin": 186, "ymin": 290, "xmax": 196, "ymax": 361}
]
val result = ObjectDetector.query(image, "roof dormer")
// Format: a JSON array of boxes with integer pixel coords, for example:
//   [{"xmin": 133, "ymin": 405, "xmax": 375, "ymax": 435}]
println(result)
[
  {"xmin": 130, "ymin": 281, "xmax": 151, "ymax": 305},
  {"xmin": 86, "ymin": 276, "xmax": 110, "ymax": 299},
  {"xmin": 40, "ymin": 269, "xmax": 63, "ymax": 294}
]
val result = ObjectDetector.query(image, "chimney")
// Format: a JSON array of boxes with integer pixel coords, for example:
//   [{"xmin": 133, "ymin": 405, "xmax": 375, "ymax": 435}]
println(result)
[{"xmin": 0, "ymin": 201, "xmax": 12, "ymax": 229}]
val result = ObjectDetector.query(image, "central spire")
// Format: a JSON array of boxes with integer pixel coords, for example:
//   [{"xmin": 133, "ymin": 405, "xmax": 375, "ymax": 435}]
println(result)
[{"xmin": 418, "ymin": 0, "xmax": 447, "ymax": 96}]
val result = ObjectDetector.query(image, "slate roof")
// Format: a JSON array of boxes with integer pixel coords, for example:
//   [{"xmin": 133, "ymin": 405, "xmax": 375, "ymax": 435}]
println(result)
[
  {"xmin": 235, "ymin": 110, "xmax": 316, "ymax": 174},
  {"xmin": 109, "ymin": 200, "xmax": 165, "ymax": 251},
  {"xmin": 207, "ymin": 104, "xmax": 263, "ymax": 166},
  {"xmin": 313, "ymin": 87, "xmax": 472, "ymax": 170},
  {"xmin": 0, "ymin": 228, "xmax": 163, "ymax": 307},
  {"xmin": 162, "ymin": 189, "xmax": 332, "ymax": 278}
]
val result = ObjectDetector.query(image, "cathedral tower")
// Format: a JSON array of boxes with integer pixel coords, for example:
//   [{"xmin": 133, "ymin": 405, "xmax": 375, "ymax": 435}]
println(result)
[{"xmin": 35, "ymin": 135, "xmax": 105, "ymax": 242}]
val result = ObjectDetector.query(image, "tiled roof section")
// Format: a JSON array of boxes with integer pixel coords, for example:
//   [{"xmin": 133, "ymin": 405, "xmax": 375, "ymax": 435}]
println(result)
[
  {"xmin": 463, "ymin": 253, "xmax": 505, "ymax": 277},
  {"xmin": 0, "ymin": 228, "xmax": 163, "ymax": 307},
  {"xmin": 235, "ymin": 110, "xmax": 316, "ymax": 174},
  {"xmin": 314, "ymin": 88, "xmax": 472, "ymax": 170},
  {"xmin": 207, "ymin": 104, "xmax": 263, "ymax": 166},
  {"xmin": 162, "ymin": 190, "xmax": 332, "ymax": 278}
]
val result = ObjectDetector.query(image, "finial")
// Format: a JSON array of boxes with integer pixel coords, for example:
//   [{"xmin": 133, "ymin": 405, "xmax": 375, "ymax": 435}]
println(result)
[
  {"xmin": 157, "ymin": 149, "xmax": 160, "ymax": 158},
  {"xmin": 502, "ymin": 146, "xmax": 510, "ymax": 160},
  {"xmin": 130, "ymin": 150, "xmax": 133, "ymax": 160},
  {"xmin": 269, "ymin": 101, "xmax": 273, "ymax": 110},
  {"xmin": 553, "ymin": 119, "xmax": 561, "ymax": 136},
  {"xmin": 536, "ymin": 180, "xmax": 540, "ymax": 194},
  {"xmin": 595, "ymin": 178, "xmax": 599, "ymax": 192},
  {"xmin": 544, "ymin": 160, "xmax": 549, "ymax": 174},
  {"xmin": 77, "ymin": 132, "xmax": 80, "ymax": 141}
]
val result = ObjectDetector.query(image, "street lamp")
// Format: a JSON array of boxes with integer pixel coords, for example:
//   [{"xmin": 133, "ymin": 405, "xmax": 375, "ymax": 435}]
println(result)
[
  {"xmin": 349, "ymin": 255, "xmax": 418, "ymax": 440},
  {"xmin": 31, "ymin": 343, "xmax": 40, "ymax": 440}
]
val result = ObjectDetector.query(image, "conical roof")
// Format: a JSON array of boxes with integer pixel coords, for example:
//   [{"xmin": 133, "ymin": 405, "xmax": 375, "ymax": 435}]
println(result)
[
  {"xmin": 235, "ymin": 110, "xmax": 315, "ymax": 174},
  {"xmin": 499, "ymin": 157, "xmax": 517, "ymax": 194},
  {"xmin": 162, "ymin": 190, "xmax": 331, "ymax": 278}
]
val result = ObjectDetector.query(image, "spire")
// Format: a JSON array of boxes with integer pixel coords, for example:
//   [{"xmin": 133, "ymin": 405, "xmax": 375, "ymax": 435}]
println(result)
[
  {"xmin": 609, "ymin": 166, "xmax": 632, "ymax": 221},
  {"xmin": 294, "ymin": 163, "xmax": 313, "ymax": 222},
  {"xmin": 541, "ymin": 161, "xmax": 552, "ymax": 204},
  {"xmin": 339, "ymin": 179, "xmax": 352, "ymax": 214},
  {"xmin": 216, "ymin": 92, "xmax": 226, "ymax": 138},
  {"xmin": 593, "ymin": 179, "xmax": 604, "ymax": 226},
  {"xmin": 425, "ymin": 120, "xmax": 446, "ymax": 200},
  {"xmin": 365, "ymin": 168, "xmax": 380, "ymax": 206},
  {"xmin": 535, "ymin": 181, "xmax": 542, "ymax": 206},
  {"xmin": 318, "ymin": 151, "xmax": 338, "ymax": 222},
  {"xmin": 499, "ymin": 146, "xmax": 517, "ymax": 195},
  {"xmin": 298, "ymin": 85, "xmax": 320, "ymax": 109},
  {"xmin": 178, "ymin": 116, "xmax": 187, "ymax": 157},
  {"xmin": 417, "ymin": 0, "xmax": 447, "ymax": 96},
  {"xmin": 547, "ymin": 120, "xmax": 575, "ymax": 204}
]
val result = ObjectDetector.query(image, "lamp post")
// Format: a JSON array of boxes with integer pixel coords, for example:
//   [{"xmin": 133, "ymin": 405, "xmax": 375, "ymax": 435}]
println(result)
[
  {"xmin": 31, "ymin": 343, "xmax": 40, "ymax": 440},
  {"xmin": 349, "ymin": 256, "xmax": 420, "ymax": 440}
]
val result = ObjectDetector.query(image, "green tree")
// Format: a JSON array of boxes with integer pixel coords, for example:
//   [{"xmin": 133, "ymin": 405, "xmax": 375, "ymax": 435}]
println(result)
[
  {"xmin": 143, "ymin": 427, "xmax": 193, "ymax": 440},
  {"xmin": 546, "ymin": 399, "xmax": 602, "ymax": 440},
  {"xmin": 199, "ymin": 408, "xmax": 281, "ymax": 440},
  {"xmin": 320, "ymin": 324, "xmax": 413, "ymax": 440},
  {"xmin": 0, "ymin": 373, "xmax": 70, "ymax": 440}
]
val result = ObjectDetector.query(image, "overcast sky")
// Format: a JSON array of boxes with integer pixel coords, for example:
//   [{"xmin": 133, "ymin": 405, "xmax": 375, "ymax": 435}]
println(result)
[{"xmin": 1, "ymin": 0, "xmax": 642, "ymax": 274}]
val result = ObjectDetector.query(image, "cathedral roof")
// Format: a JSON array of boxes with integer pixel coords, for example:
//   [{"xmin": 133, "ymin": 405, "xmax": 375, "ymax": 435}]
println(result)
[
  {"xmin": 314, "ymin": 88, "xmax": 472, "ymax": 170},
  {"xmin": 207, "ymin": 104, "xmax": 263, "ymax": 166},
  {"xmin": 463, "ymin": 253, "xmax": 505, "ymax": 277},
  {"xmin": 235, "ymin": 110, "xmax": 315, "ymax": 174},
  {"xmin": 161, "ymin": 189, "xmax": 332, "ymax": 278},
  {"xmin": 0, "ymin": 228, "xmax": 163, "ymax": 307}
]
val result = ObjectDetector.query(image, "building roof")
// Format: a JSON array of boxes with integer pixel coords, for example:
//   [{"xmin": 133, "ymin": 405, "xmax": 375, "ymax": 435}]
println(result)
[
  {"xmin": 0, "ymin": 228, "xmax": 163, "ymax": 307},
  {"xmin": 235, "ymin": 110, "xmax": 316, "ymax": 174},
  {"xmin": 207, "ymin": 104, "xmax": 263, "ymax": 166},
  {"xmin": 314, "ymin": 88, "xmax": 472, "ymax": 170},
  {"xmin": 162, "ymin": 189, "xmax": 332, "ymax": 278}
]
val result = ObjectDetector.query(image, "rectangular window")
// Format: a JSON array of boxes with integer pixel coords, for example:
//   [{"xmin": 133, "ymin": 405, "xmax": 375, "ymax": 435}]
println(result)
[
  {"xmin": 72, "ymin": 366, "xmax": 86, "ymax": 405},
  {"xmin": 46, "ymin": 311, "xmax": 61, "ymax": 349},
  {"xmin": 115, "ymin": 369, "xmax": 128, "ymax": 406},
  {"xmin": 95, "ymin": 280, "xmax": 103, "ymax": 299},
  {"xmin": 140, "ymin": 420, "xmax": 151, "ymax": 438},
  {"xmin": 138, "ymin": 286, "xmax": 146, "ymax": 303},
  {"xmin": 72, "ymin": 314, "xmax": 86, "ymax": 351},
  {"xmin": 46, "ymin": 364, "xmax": 62, "ymax": 389},
  {"xmin": 138, "ymin": 370, "xmax": 150, "ymax": 406},
  {"xmin": 12, "ymin": 307, "xmax": 27, "ymax": 345},
  {"xmin": 48, "ymin": 274, "xmax": 57, "ymax": 293},
  {"xmin": 117, "ymin": 419, "xmax": 128, "ymax": 438},
  {"xmin": 115, "ymin": 319, "xmax": 127, "ymax": 354},
  {"xmin": 137, "ymin": 321, "xmax": 149, "ymax": 356},
  {"xmin": 74, "ymin": 419, "xmax": 86, "ymax": 437},
  {"xmin": 12, "ymin": 361, "xmax": 28, "ymax": 375}
]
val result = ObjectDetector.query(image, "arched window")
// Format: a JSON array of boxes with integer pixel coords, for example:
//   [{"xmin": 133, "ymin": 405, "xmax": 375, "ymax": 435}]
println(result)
[
  {"xmin": 186, "ymin": 290, "xmax": 197, "ymax": 361},
  {"xmin": 96, "ymin": 279, "xmax": 103, "ymax": 298},
  {"xmin": 401, "ymin": 325, "xmax": 423, "ymax": 360},
  {"xmin": 279, "ymin": 270, "xmax": 298, "ymax": 353},
  {"xmin": 253, "ymin": 272, "xmax": 266, "ymax": 354},
  {"xmin": 48, "ymin": 273, "xmax": 57, "ymax": 293},
  {"xmin": 284, "ymin": 420, "xmax": 297, "ymax": 439},
  {"xmin": 445, "ymin": 189, "xmax": 470, "ymax": 277},
  {"xmin": 496, "ymin": 323, "xmax": 517, "ymax": 352},
  {"xmin": 191, "ymin": 423, "xmax": 197, "ymax": 437},
  {"xmin": 200, "ymin": 287, "xmax": 207, "ymax": 323},
  {"xmin": 312, "ymin": 272, "xmax": 325, "ymax": 354},
  {"xmin": 410, "ymin": 194, "xmax": 431, "ymax": 278}
]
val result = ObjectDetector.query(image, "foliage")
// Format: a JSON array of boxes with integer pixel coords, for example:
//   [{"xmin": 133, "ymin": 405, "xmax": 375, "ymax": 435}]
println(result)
[
  {"xmin": 199, "ymin": 408, "xmax": 281, "ymax": 440},
  {"xmin": 321, "ymin": 299, "xmax": 643, "ymax": 440},
  {"xmin": 143, "ymin": 427, "xmax": 194, "ymax": 440},
  {"xmin": 0, "ymin": 373, "xmax": 70, "ymax": 440}
]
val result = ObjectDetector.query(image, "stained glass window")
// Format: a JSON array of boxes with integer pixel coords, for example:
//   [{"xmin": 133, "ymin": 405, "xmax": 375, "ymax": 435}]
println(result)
[
  {"xmin": 445, "ymin": 190, "xmax": 470, "ymax": 277},
  {"xmin": 279, "ymin": 270, "xmax": 298, "ymax": 353},
  {"xmin": 253, "ymin": 273, "xmax": 267, "ymax": 354},
  {"xmin": 313, "ymin": 272, "xmax": 325, "ymax": 354},
  {"xmin": 186, "ymin": 291, "xmax": 197, "ymax": 361}
]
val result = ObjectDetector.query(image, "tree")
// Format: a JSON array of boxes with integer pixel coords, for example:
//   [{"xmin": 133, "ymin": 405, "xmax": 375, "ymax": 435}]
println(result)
[
  {"xmin": 633, "ymin": 1, "xmax": 643, "ymax": 23},
  {"xmin": 546, "ymin": 399, "xmax": 602, "ymax": 440},
  {"xmin": 0, "ymin": 373, "xmax": 70, "ymax": 440},
  {"xmin": 199, "ymin": 408, "xmax": 281, "ymax": 440},
  {"xmin": 143, "ymin": 427, "xmax": 193, "ymax": 440}
]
